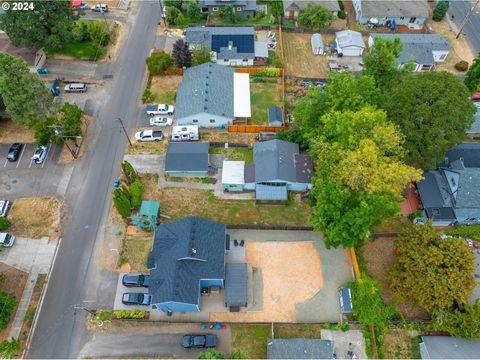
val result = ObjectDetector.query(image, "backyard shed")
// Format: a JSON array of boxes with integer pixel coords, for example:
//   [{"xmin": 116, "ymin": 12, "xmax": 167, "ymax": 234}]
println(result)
[
  {"xmin": 224, "ymin": 263, "xmax": 248, "ymax": 309},
  {"xmin": 135, "ymin": 201, "xmax": 160, "ymax": 231},
  {"xmin": 311, "ymin": 33, "xmax": 325, "ymax": 55},
  {"xmin": 165, "ymin": 142, "xmax": 210, "ymax": 177},
  {"xmin": 268, "ymin": 106, "xmax": 283, "ymax": 126},
  {"xmin": 222, "ymin": 160, "xmax": 245, "ymax": 191},
  {"xmin": 335, "ymin": 30, "xmax": 365, "ymax": 56}
]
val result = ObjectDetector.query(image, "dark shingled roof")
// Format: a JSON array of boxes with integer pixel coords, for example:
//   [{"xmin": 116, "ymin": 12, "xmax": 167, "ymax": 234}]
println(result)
[
  {"xmin": 254, "ymin": 140, "xmax": 299, "ymax": 183},
  {"xmin": 440, "ymin": 142, "xmax": 480, "ymax": 168},
  {"xmin": 295, "ymin": 154, "xmax": 314, "ymax": 183},
  {"xmin": 268, "ymin": 106, "xmax": 282, "ymax": 125},
  {"xmin": 224, "ymin": 263, "xmax": 248, "ymax": 305},
  {"xmin": 165, "ymin": 142, "xmax": 209, "ymax": 172},
  {"xmin": 244, "ymin": 164, "xmax": 255, "ymax": 183},
  {"xmin": 420, "ymin": 336, "xmax": 480, "ymax": 359},
  {"xmin": 267, "ymin": 339, "xmax": 335, "ymax": 359},
  {"xmin": 148, "ymin": 217, "xmax": 226, "ymax": 306}
]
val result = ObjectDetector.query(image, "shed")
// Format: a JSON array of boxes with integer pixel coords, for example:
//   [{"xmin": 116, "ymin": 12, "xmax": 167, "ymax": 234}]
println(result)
[
  {"xmin": 335, "ymin": 30, "xmax": 365, "ymax": 56},
  {"xmin": 311, "ymin": 33, "xmax": 325, "ymax": 55},
  {"xmin": 339, "ymin": 287, "xmax": 352, "ymax": 314},
  {"xmin": 140, "ymin": 201, "xmax": 160, "ymax": 219},
  {"xmin": 224, "ymin": 263, "xmax": 248, "ymax": 308},
  {"xmin": 222, "ymin": 160, "xmax": 245, "ymax": 192},
  {"xmin": 268, "ymin": 106, "xmax": 283, "ymax": 126},
  {"xmin": 165, "ymin": 142, "xmax": 210, "ymax": 177},
  {"xmin": 136, "ymin": 201, "xmax": 160, "ymax": 231}
]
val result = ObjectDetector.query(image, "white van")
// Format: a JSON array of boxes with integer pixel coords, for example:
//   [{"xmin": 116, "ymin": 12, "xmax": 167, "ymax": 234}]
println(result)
[{"xmin": 64, "ymin": 83, "xmax": 87, "ymax": 93}]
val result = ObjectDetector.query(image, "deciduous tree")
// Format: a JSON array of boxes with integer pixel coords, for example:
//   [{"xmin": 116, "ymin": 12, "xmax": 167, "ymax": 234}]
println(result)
[
  {"xmin": 388, "ymin": 223, "xmax": 476, "ymax": 312},
  {"xmin": 191, "ymin": 45, "xmax": 212, "ymax": 66},
  {"xmin": 435, "ymin": 300, "xmax": 480, "ymax": 339},
  {"xmin": 146, "ymin": 51, "xmax": 174, "ymax": 75},
  {"xmin": 166, "ymin": 6, "xmax": 184, "ymax": 25},
  {"xmin": 172, "ymin": 39, "xmax": 192, "ymax": 68},
  {"xmin": 58, "ymin": 102, "xmax": 83, "ymax": 138},
  {"xmin": 364, "ymin": 36, "xmax": 403, "ymax": 89},
  {"xmin": 164, "ymin": 0, "xmax": 182, "ymax": 9},
  {"xmin": 186, "ymin": 0, "xmax": 201, "ymax": 19},
  {"xmin": 381, "ymin": 72, "xmax": 476, "ymax": 169},
  {"xmin": 465, "ymin": 55, "xmax": 480, "ymax": 92},
  {"xmin": 298, "ymin": 4, "xmax": 334, "ymax": 30}
]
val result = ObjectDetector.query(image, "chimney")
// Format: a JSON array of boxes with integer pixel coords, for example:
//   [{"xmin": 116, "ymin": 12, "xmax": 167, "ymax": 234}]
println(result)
[{"xmin": 228, "ymin": 41, "xmax": 233, "ymax": 50}]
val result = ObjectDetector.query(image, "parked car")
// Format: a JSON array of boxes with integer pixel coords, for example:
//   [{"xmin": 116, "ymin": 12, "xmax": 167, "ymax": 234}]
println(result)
[
  {"xmin": 90, "ymin": 3, "xmax": 108, "ymax": 12},
  {"xmin": 0, "ymin": 233, "xmax": 15, "ymax": 247},
  {"xmin": 32, "ymin": 145, "xmax": 49, "ymax": 164},
  {"xmin": 7, "ymin": 143, "xmax": 23, "ymax": 162},
  {"xmin": 146, "ymin": 104, "xmax": 174, "ymax": 116},
  {"xmin": 135, "ymin": 130, "xmax": 163, "ymax": 142},
  {"xmin": 122, "ymin": 274, "xmax": 150, "ymax": 288},
  {"xmin": 121, "ymin": 293, "xmax": 152, "ymax": 306},
  {"xmin": 64, "ymin": 83, "xmax": 87, "ymax": 93},
  {"xmin": 182, "ymin": 334, "xmax": 217, "ymax": 349},
  {"xmin": 149, "ymin": 116, "xmax": 172, "ymax": 127},
  {"xmin": 0, "ymin": 200, "xmax": 11, "ymax": 217},
  {"xmin": 472, "ymin": 93, "xmax": 480, "ymax": 102}
]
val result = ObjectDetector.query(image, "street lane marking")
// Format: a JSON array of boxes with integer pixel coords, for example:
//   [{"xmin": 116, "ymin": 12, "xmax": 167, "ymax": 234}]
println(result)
[
  {"xmin": 3, "ymin": 159, "xmax": 7, "ymax": 168},
  {"xmin": 42, "ymin": 144, "xmax": 54, "ymax": 168},
  {"xmin": 16, "ymin": 144, "xmax": 26, "ymax": 169}
]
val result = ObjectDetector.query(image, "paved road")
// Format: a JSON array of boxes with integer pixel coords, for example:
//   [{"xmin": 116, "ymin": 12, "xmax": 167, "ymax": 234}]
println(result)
[
  {"xmin": 449, "ymin": 0, "xmax": 480, "ymax": 55},
  {"xmin": 26, "ymin": 1, "xmax": 161, "ymax": 358}
]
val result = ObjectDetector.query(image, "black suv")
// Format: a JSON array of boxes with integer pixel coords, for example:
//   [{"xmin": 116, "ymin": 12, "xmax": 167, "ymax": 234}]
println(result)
[
  {"xmin": 122, "ymin": 274, "xmax": 150, "ymax": 288},
  {"xmin": 7, "ymin": 143, "xmax": 23, "ymax": 161},
  {"xmin": 121, "ymin": 293, "xmax": 152, "ymax": 306}
]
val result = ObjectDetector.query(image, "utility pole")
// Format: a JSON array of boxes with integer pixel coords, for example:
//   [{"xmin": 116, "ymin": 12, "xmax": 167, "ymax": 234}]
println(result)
[
  {"xmin": 117, "ymin": 117, "xmax": 133, "ymax": 146},
  {"xmin": 455, "ymin": 0, "xmax": 480, "ymax": 39},
  {"xmin": 49, "ymin": 125, "xmax": 80, "ymax": 159},
  {"xmin": 158, "ymin": 0, "xmax": 167, "ymax": 27},
  {"xmin": 72, "ymin": 305, "xmax": 96, "ymax": 316}
]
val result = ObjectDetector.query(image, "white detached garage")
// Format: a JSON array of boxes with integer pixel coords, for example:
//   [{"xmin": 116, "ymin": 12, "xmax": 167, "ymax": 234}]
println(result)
[{"xmin": 335, "ymin": 30, "xmax": 365, "ymax": 56}]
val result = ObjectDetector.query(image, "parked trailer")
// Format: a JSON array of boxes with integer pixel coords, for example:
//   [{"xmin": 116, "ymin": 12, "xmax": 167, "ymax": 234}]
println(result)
[{"xmin": 171, "ymin": 125, "xmax": 199, "ymax": 141}]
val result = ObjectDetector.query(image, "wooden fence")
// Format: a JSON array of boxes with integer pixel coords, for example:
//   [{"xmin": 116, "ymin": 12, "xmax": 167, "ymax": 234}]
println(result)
[{"xmin": 228, "ymin": 125, "xmax": 284, "ymax": 133}]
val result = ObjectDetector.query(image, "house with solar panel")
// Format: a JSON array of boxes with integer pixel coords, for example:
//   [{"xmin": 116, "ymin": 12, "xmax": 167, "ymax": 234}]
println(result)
[
  {"xmin": 147, "ymin": 216, "xmax": 249, "ymax": 313},
  {"xmin": 186, "ymin": 26, "xmax": 266, "ymax": 66},
  {"xmin": 175, "ymin": 62, "xmax": 251, "ymax": 127}
]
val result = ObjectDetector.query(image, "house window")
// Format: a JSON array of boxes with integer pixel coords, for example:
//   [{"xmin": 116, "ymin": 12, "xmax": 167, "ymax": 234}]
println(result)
[
  {"xmin": 439, "ymin": 53, "xmax": 447, "ymax": 61},
  {"xmin": 224, "ymin": 59, "xmax": 229, "ymax": 62},
  {"xmin": 210, "ymin": 119, "xmax": 215, "ymax": 123},
  {"xmin": 409, "ymin": 17, "xmax": 416, "ymax": 23},
  {"xmin": 236, "ymin": 7, "xmax": 242, "ymax": 11},
  {"xmin": 400, "ymin": 17, "xmax": 404, "ymax": 20},
  {"xmin": 201, "ymin": 7, "xmax": 208, "ymax": 13},
  {"xmin": 193, "ymin": 119, "xmax": 199, "ymax": 123},
  {"xmin": 243, "ymin": 58, "xmax": 248, "ymax": 62},
  {"xmin": 212, "ymin": 7, "xmax": 218, "ymax": 11}
]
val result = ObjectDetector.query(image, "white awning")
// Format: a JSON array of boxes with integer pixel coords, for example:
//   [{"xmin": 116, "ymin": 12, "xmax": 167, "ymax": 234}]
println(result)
[
  {"xmin": 222, "ymin": 160, "xmax": 245, "ymax": 185},
  {"xmin": 233, "ymin": 73, "xmax": 251, "ymax": 118}
]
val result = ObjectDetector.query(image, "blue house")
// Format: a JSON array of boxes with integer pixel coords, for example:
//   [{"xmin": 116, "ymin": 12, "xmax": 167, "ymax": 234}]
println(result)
[{"xmin": 148, "ymin": 217, "xmax": 245, "ymax": 313}]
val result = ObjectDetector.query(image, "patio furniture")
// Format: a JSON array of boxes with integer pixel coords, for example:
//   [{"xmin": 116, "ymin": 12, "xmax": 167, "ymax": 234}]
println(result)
[
  {"xmin": 234, "ymin": 240, "xmax": 239, "ymax": 247},
  {"xmin": 240, "ymin": 240, "xmax": 245, "ymax": 247}
]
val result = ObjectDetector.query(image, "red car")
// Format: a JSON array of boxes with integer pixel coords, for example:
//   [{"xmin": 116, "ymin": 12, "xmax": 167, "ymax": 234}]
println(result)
[{"xmin": 471, "ymin": 93, "xmax": 480, "ymax": 101}]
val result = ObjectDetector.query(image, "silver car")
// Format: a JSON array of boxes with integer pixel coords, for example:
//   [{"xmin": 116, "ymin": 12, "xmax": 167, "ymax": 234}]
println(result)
[{"xmin": 32, "ymin": 145, "xmax": 49, "ymax": 164}]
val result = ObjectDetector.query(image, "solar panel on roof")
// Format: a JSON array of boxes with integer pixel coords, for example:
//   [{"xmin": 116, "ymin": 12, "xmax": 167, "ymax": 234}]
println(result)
[{"xmin": 211, "ymin": 34, "xmax": 254, "ymax": 54}]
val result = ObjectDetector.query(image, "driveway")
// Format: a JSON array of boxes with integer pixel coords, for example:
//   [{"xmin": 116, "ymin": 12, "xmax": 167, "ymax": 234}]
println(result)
[
  {"xmin": 321, "ymin": 330, "xmax": 367, "ymax": 360},
  {"xmin": 0, "ymin": 143, "xmax": 72, "ymax": 198},
  {"xmin": 113, "ymin": 272, "xmax": 151, "ymax": 311},
  {"xmin": 44, "ymin": 59, "xmax": 99, "ymax": 81},
  {"xmin": 79, "ymin": 324, "xmax": 231, "ymax": 359}
]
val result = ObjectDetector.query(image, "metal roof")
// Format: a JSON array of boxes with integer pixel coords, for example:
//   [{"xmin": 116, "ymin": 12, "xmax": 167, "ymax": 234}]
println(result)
[
  {"xmin": 175, "ymin": 63, "xmax": 235, "ymax": 120},
  {"xmin": 254, "ymin": 41, "xmax": 269, "ymax": 58},
  {"xmin": 254, "ymin": 139, "xmax": 299, "ymax": 183},
  {"xmin": 359, "ymin": 0, "xmax": 428, "ymax": 19},
  {"xmin": 311, "ymin": 33, "xmax": 324, "ymax": 49},
  {"xmin": 268, "ymin": 106, "xmax": 282, "ymax": 125},
  {"xmin": 165, "ymin": 142, "xmax": 209, "ymax": 172},
  {"xmin": 148, "ymin": 217, "xmax": 226, "ymax": 306},
  {"xmin": 255, "ymin": 184, "xmax": 288, "ymax": 201},
  {"xmin": 224, "ymin": 263, "xmax": 248, "ymax": 305},
  {"xmin": 335, "ymin": 30, "xmax": 365, "ymax": 49},
  {"xmin": 222, "ymin": 160, "xmax": 245, "ymax": 185},
  {"xmin": 267, "ymin": 339, "xmax": 335, "ymax": 359},
  {"xmin": 420, "ymin": 336, "xmax": 480, "ymax": 359},
  {"xmin": 139, "ymin": 201, "xmax": 160, "ymax": 217}
]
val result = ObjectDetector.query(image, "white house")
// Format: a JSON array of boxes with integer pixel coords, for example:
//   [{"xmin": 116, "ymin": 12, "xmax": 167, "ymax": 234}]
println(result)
[{"xmin": 335, "ymin": 30, "xmax": 365, "ymax": 56}]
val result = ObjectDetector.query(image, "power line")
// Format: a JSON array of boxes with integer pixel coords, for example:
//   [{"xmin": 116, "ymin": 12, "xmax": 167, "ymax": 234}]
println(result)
[{"xmin": 455, "ymin": 0, "xmax": 480, "ymax": 39}]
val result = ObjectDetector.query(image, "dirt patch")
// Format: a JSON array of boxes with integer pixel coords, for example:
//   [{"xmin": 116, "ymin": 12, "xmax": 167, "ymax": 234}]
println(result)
[
  {"xmin": 0, "ymin": 263, "xmax": 29, "ymax": 341},
  {"xmin": 363, "ymin": 237, "xmax": 428, "ymax": 320},
  {"xmin": 125, "ymin": 137, "xmax": 169, "ymax": 155},
  {"xmin": 0, "ymin": 119, "xmax": 35, "ymax": 144},
  {"xmin": 384, "ymin": 329, "xmax": 418, "ymax": 359},
  {"xmin": 200, "ymin": 131, "xmax": 258, "ymax": 145},
  {"xmin": 19, "ymin": 274, "xmax": 46, "ymax": 349},
  {"xmin": 210, "ymin": 241, "xmax": 323, "ymax": 322},
  {"xmin": 58, "ymin": 115, "xmax": 93, "ymax": 165},
  {"xmin": 119, "ymin": 233, "xmax": 153, "ymax": 273},
  {"xmin": 149, "ymin": 75, "xmax": 182, "ymax": 104},
  {"xmin": 283, "ymin": 32, "xmax": 333, "ymax": 78},
  {"xmin": 7, "ymin": 197, "xmax": 63, "ymax": 239},
  {"xmin": 164, "ymin": 175, "xmax": 216, "ymax": 184},
  {"xmin": 104, "ymin": 21, "xmax": 124, "ymax": 62}
]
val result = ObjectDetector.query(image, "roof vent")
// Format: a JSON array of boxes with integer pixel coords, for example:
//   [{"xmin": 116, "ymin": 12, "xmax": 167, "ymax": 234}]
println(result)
[
  {"xmin": 204, "ymin": 106, "xmax": 208, "ymax": 110},
  {"xmin": 192, "ymin": 248, "xmax": 197, "ymax": 254}
]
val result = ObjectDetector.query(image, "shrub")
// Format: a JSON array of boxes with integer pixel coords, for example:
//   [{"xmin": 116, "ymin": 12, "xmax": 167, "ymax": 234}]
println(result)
[
  {"xmin": 455, "ymin": 60, "xmax": 469, "ymax": 72},
  {"xmin": 130, "ymin": 179, "xmax": 143, "ymax": 209},
  {"xmin": 146, "ymin": 51, "xmax": 174, "ymax": 75},
  {"xmin": 121, "ymin": 160, "xmax": 138, "ymax": 184},
  {"xmin": 97, "ymin": 310, "xmax": 113, "ymax": 322},
  {"xmin": 255, "ymin": 68, "xmax": 280, "ymax": 77},
  {"xmin": 338, "ymin": 0, "xmax": 344, "ymax": 11},
  {"xmin": 0, "ymin": 292, "xmax": 18, "ymax": 331},
  {"xmin": 113, "ymin": 186, "xmax": 131, "ymax": 220},
  {"xmin": 434, "ymin": 301, "xmax": 480, "ymax": 339},
  {"xmin": 266, "ymin": 50, "xmax": 283, "ymax": 68},
  {"xmin": 198, "ymin": 349, "xmax": 225, "ymax": 359},
  {"xmin": 166, "ymin": 6, "xmax": 184, "ymax": 25},
  {"xmin": 86, "ymin": 20, "xmax": 110, "ymax": 46},
  {"xmin": 192, "ymin": 46, "xmax": 212, "ymax": 66},
  {"xmin": 0, "ymin": 217, "xmax": 11, "ymax": 231},
  {"xmin": 254, "ymin": 10, "xmax": 265, "ymax": 20},
  {"xmin": 445, "ymin": 225, "xmax": 480, "ymax": 240},
  {"xmin": 338, "ymin": 9, "xmax": 346, "ymax": 19},
  {"xmin": 115, "ymin": 309, "xmax": 146, "ymax": 319},
  {"xmin": 187, "ymin": 0, "xmax": 201, "ymax": 19},
  {"xmin": 0, "ymin": 338, "xmax": 21, "ymax": 359},
  {"xmin": 229, "ymin": 349, "xmax": 248, "ymax": 359},
  {"xmin": 433, "ymin": 0, "xmax": 449, "ymax": 21}
]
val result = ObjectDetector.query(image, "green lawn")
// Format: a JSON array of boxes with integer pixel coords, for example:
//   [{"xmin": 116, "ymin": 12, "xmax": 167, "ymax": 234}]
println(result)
[
  {"xmin": 250, "ymin": 78, "xmax": 282, "ymax": 125},
  {"xmin": 153, "ymin": 90, "xmax": 176, "ymax": 105},
  {"xmin": 209, "ymin": 147, "xmax": 254, "ymax": 163},
  {"xmin": 48, "ymin": 41, "xmax": 106, "ymax": 60},
  {"xmin": 119, "ymin": 234, "xmax": 153, "ymax": 272}
]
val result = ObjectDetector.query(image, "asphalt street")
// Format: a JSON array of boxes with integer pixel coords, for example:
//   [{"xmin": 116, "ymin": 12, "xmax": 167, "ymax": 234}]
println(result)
[
  {"xmin": 449, "ymin": 0, "xmax": 480, "ymax": 55},
  {"xmin": 26, "ymin": 1, "xmax": 161, "ymax": 358}
]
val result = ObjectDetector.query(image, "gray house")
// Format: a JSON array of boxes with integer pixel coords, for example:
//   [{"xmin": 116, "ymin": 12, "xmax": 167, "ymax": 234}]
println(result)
[
  {"xmin": 420, "ymin": 336, "xmax": 480, "ymax": 359},
  {"xmin": 185, "ymin": 26, "xmax": 256, "ymax": 66},
  {"xmin": 199, "ymin": 0, "xmax": 257, "ymax": 19},
  {"xmin": 267, "ymin": 339, "xmax": 335, "ymax": 359},
  {"xmin": 283, "ymin": 0, "xmax": 340, "ymax": 19},
  {"xmin": 165, "ymin": 142, "xmax": 210, "ymax": 177},
  {"xmin": 369, "ymin": 33, "xmax": 450, "ymax": 72},
  {"xmin": 175, "ymin": 63, "xmax": 251, "ymax": 127},
  {"xmin": 244, "ymin": 139, "xmax": 314, "ymax": 203},
  {"xmin": 352, "ymin": 0, "xmax": 428, "ymax": 29},
  {"xmin": 147, "ymin": 217, "xmax": 227, "ymax": 313},
  {"xmin": 416, "ymin": 143, "xmax": 480, "ymax": 226}
]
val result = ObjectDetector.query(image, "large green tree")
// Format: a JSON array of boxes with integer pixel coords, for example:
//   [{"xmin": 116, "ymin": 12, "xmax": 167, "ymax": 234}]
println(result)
[
  {"xmin": 0, "ymin": 0, "xmax": 78, "ymax": 50},
  {"xmin": 364, "ymin": 36, "xmax": 403, "ymax": 89},
  {"xmin": 435, "ymin": 300, "xmax": 480, "ymax": 339},
  {"xmin": 381, "ymin": 72, "xmax": 476, "ymax": 169},
  {"xmin": 465, "ymin": 55, "xmax": 480, "ymax": 92},
  {"xmin": 298, "ymin": 4, "xmax": 334, "ymax": 30},
  {"xmin": 0, "ymin": 53, "xmax": 55, "ymax": 127},
  {"xmin": 388, "ymin": 223, "xmax": 476, "ymax": 312}
]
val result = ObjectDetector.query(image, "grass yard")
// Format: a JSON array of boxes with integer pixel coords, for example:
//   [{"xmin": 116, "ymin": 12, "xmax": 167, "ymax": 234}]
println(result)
[
  {"xmin": 119, "ymin": 234, "xmax": 153, "ymax": 273},
  {"xmin": 250, "ymin": 78, "xmax": 282, "ymax": 125},
  {"xmin": 282, "ymin": 32, "xmax": 332, "ymax": 78},
  {"xmin": 209, "ymin": 147, "xmax": 254, "ymax": 163},
  {"xmin": 164, "ymin": 175, "xmax": 215, "ymax": 184},
  {"xmin": 384, "ymin": 329, "xmax": 418, "ymax": 359},
  {"xmin": 125, "ymin": 136, "xmax": 168, "ymax": 155},
  {"xmin": 147, "ymin": 75, "xmax": 182, "ymax": 104},
  {"xmin": 140, "ymin": 174, "xmax": 312, "ymax": 226},
  {"xmin": 49, "ymin": 41, "xmax": 105, "ymax": 60},
  {"xmin": 0, "ymin": 119, "xmax": 35, "ymax": 143},
  {"xmin": 7, "ymin": 197, "xmax": 63, "ymax": 239}
]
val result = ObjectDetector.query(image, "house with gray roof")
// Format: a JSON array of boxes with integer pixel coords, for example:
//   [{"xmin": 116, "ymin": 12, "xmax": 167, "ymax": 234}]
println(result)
[
  {"xmin": 283, "ymin": 0, "xmax": 340, "ymax": 20},
  {"xmin": 416, "ymin": 143, "xmax": 480, "ymax": 226},
  {"xmin": 165, "ymin": 142, "xmax": 210, "ymax": 177},
  {"xmin": 199, "ymin": 0, "xmax": 257, "ymax": 19},
  {"xmin": 185, "ymin": 26, "xmax": 257, "ymax": 66},
  {"xmin": 244, "ymin": 139, "xmax": 314, "ymax": 203},
  {"xmin": 420, "ymin": 336, "xmax": 480, "ymax": 359},
  {"xmin": 352, "ymin": 0, "xmax": 428, "ymax": 29},
  {"xmin": 175, "ymin": 63, "xmax": 251, "ymax": 127},
  {"xmin": 369, "ymin": 33, "xmax": 450, "ymax": 72},
  {"xmin": 267, "ymin": 339, "xmax": 335, "ymax": 359}
]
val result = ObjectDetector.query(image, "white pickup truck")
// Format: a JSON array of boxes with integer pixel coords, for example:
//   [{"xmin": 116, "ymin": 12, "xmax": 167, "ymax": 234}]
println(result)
[
  {"xmin": 146, "ymin": 104, "xmax": 174, "ymax": 116},
  {"xmin": 135, "ymin": 130, "xmax": 164, "ymax": 142}
]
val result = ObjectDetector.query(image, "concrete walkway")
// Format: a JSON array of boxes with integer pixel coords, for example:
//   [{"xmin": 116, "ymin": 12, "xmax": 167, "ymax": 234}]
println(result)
[{"xmin": 9, "ymin": 272, "xmax": 38, "ymax": 339}]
